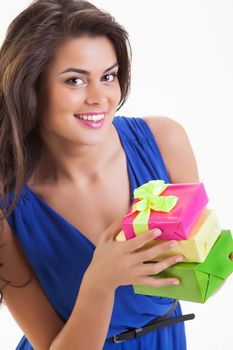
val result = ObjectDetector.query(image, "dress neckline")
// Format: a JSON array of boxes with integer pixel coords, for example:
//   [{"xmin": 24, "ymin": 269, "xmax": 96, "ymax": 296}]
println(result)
[{"xmin": 24, "ymin": 119, "xmax": 135, "ymax": 249}]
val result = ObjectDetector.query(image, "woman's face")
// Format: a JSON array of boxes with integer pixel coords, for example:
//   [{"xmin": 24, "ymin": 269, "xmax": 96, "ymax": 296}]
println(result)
[{"xmin": 39, "ymin": 36, "xmax": 121, "ymax": 147}]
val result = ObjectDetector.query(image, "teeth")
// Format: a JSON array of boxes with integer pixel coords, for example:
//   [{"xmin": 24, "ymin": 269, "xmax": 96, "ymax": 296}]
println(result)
[{"xmin": 75, "ymin": 113, "xmax": 105, "ymax": 122}]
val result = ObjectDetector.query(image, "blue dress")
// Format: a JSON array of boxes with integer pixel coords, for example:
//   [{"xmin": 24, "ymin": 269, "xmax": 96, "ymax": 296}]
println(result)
[{"xmin": 3, "ymin": 116, "xmax": 187, "ymax": 349}]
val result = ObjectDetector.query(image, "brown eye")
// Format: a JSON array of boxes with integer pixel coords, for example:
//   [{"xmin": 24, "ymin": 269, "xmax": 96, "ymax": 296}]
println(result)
[
  {"xmin": 66, "ymin": 77, "xmax": 84, "ymax": 86},
  {"xmin": 101, "ymin": 73, "xmax": 117, "ymax": 82}
]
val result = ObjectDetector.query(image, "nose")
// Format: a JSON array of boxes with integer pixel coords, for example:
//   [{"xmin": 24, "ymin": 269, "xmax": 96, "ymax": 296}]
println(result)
[{"xmin": 85, "ymin": 83, "xmax": 107, "ymax": 106}]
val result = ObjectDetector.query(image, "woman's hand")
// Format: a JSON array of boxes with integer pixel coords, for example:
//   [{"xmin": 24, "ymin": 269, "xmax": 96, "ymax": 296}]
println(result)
[
  {"xmin": 230, "ymin": 252, "xmax": 233, "ymax": 260},
  {"xmin": 85, "ymin": 222, "xmax": 183, "ymax": 292}
]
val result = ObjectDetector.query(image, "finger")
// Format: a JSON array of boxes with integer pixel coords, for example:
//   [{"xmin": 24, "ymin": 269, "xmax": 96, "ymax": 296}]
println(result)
[
  {"xmin": 133, "ymin": 240, "xmax": 178, "ymax": 263},
  {"xmin": 134, "ymin": 276, "xmax": 180, "ymax": 288},
  {"xmin": 230, "ymin": 252, "xmax": 233, "ymax": 261},
  {"xmin": 101, "ymin": 221, "xmax": 123, "ymax": 242},
  {"xmin": 138, "ymin": 255, "xmax": 184, "ymax": 276},
  {"xmin": 122, "ymin": 229, "xmax": 162, "ymax": 252}
]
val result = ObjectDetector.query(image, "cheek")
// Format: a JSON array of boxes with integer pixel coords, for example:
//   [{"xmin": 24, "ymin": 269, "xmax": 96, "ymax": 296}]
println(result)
[
  {"xmin": 111, "ymin": 84, "xmax": 122, "ymax": 106},
  {"xmin": 48, "ymin": 85, "xmax": 83, "ymax": 114}
]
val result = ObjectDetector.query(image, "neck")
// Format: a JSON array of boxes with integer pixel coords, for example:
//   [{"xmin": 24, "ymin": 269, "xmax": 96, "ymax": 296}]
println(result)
[{"xmin": 29, "ymin": 124, "xmax": 121, "ymax": 189}]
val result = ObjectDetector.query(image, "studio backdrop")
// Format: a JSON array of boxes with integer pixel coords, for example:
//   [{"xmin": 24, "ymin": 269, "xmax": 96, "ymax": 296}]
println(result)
[{"xmin": 0, "ymin": 1, "xmax": 232, "ymax": 349}]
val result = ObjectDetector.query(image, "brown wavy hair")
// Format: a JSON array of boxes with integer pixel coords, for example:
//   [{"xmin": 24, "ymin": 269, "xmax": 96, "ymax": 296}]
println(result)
[{"xmin": 0, "ymin": 0, "xmax": 131, "ymax": 303}]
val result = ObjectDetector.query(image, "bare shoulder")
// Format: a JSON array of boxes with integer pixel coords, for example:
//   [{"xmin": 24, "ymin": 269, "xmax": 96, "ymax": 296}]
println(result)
[
  {"xmin": 142, "ymin": 116, "xmax": 200, "ymax": 183},
  {"xmin": 0, "ymin": 211, "xmax": 64, "ymax": 350}
]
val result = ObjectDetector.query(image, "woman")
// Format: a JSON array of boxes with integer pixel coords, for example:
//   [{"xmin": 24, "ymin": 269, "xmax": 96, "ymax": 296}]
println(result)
[{"xmin": 1, "ymin": 0, "xmax": 230, "ymax": 349}]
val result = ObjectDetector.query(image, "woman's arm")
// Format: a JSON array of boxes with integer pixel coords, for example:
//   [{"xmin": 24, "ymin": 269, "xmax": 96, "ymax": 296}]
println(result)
[
  {"xmin": 1, "ymin": 217, "xmax": 117, "ymax": 350},
  {"xmin": 143, "ymin": 116, "xmax": 233, "ymax": 262},
  {"xmin": 1, "ymin": 213, "xmax": 184, "ymax": 350},
  {"xmin": 1, "ymin": 216, "xmax": 64, "ymax": 350},
  {"xmin": 50, "ymin": 272, "xmax": 115, "ymax": 350},
  {"xmin": 142, "ymin": 116, "xmax": 200, "ymax": 183}
]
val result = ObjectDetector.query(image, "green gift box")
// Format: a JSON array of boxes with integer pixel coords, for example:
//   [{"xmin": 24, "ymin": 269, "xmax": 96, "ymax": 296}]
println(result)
[{"xmin": 133, "ymin": 230, "xmax": 233, "ymax": 303}]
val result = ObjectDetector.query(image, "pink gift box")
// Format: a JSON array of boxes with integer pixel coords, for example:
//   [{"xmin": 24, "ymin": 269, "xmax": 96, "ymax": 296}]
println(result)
[{"xmin": 122, "ymin": 182, "xmax": 209, "ymax": 240}]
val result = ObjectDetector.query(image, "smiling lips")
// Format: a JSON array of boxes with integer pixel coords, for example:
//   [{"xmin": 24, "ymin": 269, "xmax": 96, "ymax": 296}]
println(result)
[{"xmin": 74, "ymin": 113, "xmax": 105, "ymax": 122}]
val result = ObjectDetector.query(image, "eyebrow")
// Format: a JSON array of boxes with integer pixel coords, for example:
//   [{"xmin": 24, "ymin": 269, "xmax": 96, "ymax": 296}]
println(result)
[{"xmin": 60, "ymin": 62, "xmax": 119, "ymax": 75}]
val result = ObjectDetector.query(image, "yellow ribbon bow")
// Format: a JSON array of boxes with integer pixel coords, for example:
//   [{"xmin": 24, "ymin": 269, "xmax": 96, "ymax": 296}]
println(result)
[{"xmin": 127, "ymin": 180, "xmax": 178, "ymax": 236}]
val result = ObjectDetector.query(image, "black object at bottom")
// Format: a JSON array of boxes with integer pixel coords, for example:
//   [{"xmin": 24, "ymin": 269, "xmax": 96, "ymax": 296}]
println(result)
[{"xmin": 106, "ymin": 300, "xmax": 195, "ymax": 344}]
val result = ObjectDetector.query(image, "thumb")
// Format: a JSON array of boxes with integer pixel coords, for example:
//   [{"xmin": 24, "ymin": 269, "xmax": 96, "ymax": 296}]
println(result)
[{"xmin": 101, "ymin": 220, "xmax": 123, "ymax": 242}]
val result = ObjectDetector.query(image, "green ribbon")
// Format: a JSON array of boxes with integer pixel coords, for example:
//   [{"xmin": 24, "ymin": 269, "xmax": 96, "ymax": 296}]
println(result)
[{"xmin": 127, "ymin": 180, "xmax": 178, "ymax": 236}]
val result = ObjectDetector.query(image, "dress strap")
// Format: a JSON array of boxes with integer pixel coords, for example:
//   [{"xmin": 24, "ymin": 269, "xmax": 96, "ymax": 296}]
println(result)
[{"xmin": 113, "ymin": 116, "xmax": 171, "ymax": 184}]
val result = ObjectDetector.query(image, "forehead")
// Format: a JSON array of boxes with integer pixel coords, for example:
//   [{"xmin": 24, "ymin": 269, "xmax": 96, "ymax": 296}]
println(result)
[{"xmin": 49, "ymin": 36, "xmax": 117, "ymax": 72}]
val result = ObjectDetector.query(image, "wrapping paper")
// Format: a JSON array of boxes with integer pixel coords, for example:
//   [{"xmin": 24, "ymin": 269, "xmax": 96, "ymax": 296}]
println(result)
[
  {"xmin": 116, "ymin": 209, "xmax": 221, "ymax": 262},
  {"xmin": 122, "ymin": 180, "xmax": 209, "ymax": 240},
  {"xmin": 133, "ymin": 230, "xmax": 233, "ymax": 303}
]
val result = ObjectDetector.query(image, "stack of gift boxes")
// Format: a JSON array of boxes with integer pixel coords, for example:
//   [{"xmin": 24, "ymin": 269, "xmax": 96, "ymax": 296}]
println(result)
[{"xmin": 116, "ymin": 180, "xmax": 233, "ymax": 303}]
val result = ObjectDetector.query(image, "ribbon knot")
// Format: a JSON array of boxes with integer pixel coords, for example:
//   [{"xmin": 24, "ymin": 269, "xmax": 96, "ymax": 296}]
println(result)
[{"xmin": 127, "ymin": 180, "xmax": 178, "ymax": 236}]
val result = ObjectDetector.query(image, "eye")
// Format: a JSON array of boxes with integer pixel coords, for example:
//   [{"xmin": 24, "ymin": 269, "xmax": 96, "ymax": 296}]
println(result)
[
  {"xmin": 101, "ymin": 73, "xmax": 118, "ymax": 82},
  {"xmin": 66, "ymin": 77, "xmax": 85, "ymax": 86}
]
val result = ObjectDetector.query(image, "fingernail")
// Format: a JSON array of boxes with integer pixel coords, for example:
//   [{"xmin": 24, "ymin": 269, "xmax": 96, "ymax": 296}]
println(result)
[
  {"xmin": 169, "ymin": 241, "xmax": 178, "ymax": 248},
  {"xmin": 152, "ymin": 229, "xmax": 162, "ymax": 237},
  {"xmin": 175, "ymin": 256, "xmax": 184, "ymax": 262},
  {"xmin": 172, "ymin": 280, "xmax": 180, "ymax": 285}
]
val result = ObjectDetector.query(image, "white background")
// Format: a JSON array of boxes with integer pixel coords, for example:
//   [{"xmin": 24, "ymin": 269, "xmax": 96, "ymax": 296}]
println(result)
[{"xmin": 0, "ymin": 0, "xmax": 232, "ymax": 349}]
